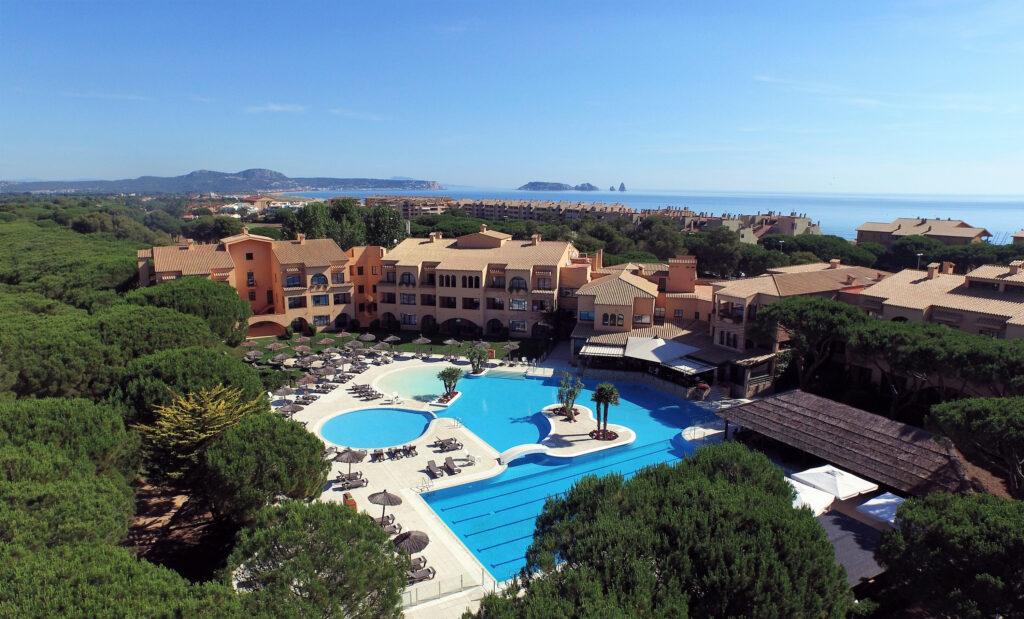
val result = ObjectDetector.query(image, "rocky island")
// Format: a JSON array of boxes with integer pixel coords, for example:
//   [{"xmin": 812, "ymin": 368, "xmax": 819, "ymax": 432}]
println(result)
[{"xmin": 518, "ymin": 181, "xmax": 600, "ymax": 191}]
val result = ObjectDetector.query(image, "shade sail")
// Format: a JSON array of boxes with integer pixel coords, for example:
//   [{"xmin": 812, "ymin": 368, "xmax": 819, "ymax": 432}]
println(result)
[
  {"xmin": 578, "ymin": 344, "xmax": 625, "ymax": 358},
  {"xmin": 624, "ymin": 337, "xmax": 698, "ymax": 363},
  {"xmin": 792, "ymin": 465, "xmax": 878, "ymax": 501},
  {"xmin": 855, "ymin": 492, "xmax": 904, "ymax": 525},
  {"xmin": 787, "ymin": 477, "xmax": 835, "ymax": 516},
  {"xmin": 662, "ymin": 357, "xmax": 716, "ymax": 375}
]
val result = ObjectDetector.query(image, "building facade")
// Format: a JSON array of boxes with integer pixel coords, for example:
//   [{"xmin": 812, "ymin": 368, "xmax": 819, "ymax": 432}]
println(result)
[{"xmin": 855, "ymin": 218, "xmax": 991, "ymax": 247}]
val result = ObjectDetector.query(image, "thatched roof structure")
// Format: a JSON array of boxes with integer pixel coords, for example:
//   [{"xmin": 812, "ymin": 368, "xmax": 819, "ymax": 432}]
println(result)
[{"xmin": 717, "ymin": 390, "xmax": 966, "ymax": 496}]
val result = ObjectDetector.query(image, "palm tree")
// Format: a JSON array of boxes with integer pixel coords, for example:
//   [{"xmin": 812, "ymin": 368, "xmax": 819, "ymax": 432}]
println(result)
[{"xmin": 590, "ymin": 382, "xmax": 620, "ymax": 440}]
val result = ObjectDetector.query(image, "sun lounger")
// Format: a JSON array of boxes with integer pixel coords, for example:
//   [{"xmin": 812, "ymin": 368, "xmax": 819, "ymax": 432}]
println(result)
[
  {"xmin": 407, "ymin": 567, "xmax": 436, "ymax": 584},
  {"xmin": 383, "ymin": 523, "xmax": 402, "ymax": 535},
  {"xmin": 426, "ymin": 460, "xmax": 443, "ymax": 479},
  {"xmin": 336, "ymin": 477, "xmax": 368, "ymax": 490},
  {"xmin": 387, "ymin": 447, "xmax": 403, "ymax": 460},
  {"xmin": 335, "ymin": 471, "xmax": 362, "ymax": 482},
  {"xmin": 443, "ymin": 457, "xmax": 461, "ymax": 475},
  {"xmin": 403, "ymin": 444, "xmax": 418, "ymax": 457},
  {"xmin": 374, "ymin": 514, "xmax": 395, "ymax": 526},
  {"xmin": 439, "ymin": 441, "xmax": 463, "ymax": 453},
  {"xmin": 410, "ymin": 556, "xmax": 427, "ymax": 570}
]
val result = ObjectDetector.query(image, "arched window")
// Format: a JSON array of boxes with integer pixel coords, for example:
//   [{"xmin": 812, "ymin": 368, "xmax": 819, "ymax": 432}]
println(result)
[
  {"xmin": 461, "ymin": 275, "xmax": 467, "ymax": 288},
  {"xmin": 310, "ymin": 274, "xmax": 328, "ymax": 286},
  {"xmin": 617, "ymin": 314, "xmax": 624, "ymax": 326},
  {"xmin": 473, "ymin": 276, "xmax": 480, "ymax": 288},
  {"xmin": 509, "ymin": 277, "xmax": 527, "ymax": 291},
  {"xmin": 602, "ymin": 313, "xmax": 609, "ymax": 325}
]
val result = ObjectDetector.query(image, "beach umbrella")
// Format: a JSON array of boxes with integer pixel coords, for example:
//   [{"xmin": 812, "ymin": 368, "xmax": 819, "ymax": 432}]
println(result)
[
  {"xmin": 413, "ymin": 336, "xmax": 431, "ymax": 345},
  {"xmin": 278, "ymin": 403, "xmax": 304, "ymax": 416},
  {"xmin": 358, "ymin": 333, "xmax": 377, "ymax": 342},
  {"xmin": 322, "ymin": 346, "xmax": 343, "ymax": 354},
  {"xmin": 334, "ymin": 448, "xmax": 366, "ymax": 474},
  {"xmin": 311, "ymin": 366, "xmax": 332, "ymax": 376},
  {"xmin": 293, "ymin": 336, "xmax": 311, "ymax": 344},
  {"xmin": 265, "ymin": 342, "xmax": 286, "ymax": 351},
  {"xmin": 240, "ymin": 340, "xmax": 259, "ymax": 348},
  {"xmin": 345, "ymin": 340, "xmax": 365, "ymax": 350},
  {"xmin": 316, "ymin": 337, "xmax": 335, "ymax": 345},
  {"xmin": 272, "ymin": 353, "xmax": 291, "ymax": 362},
  {"xmin": 792, "ymin": 465, "xmax": 878, "ymax": 501},
  {"xmin": 296, "ymin": 374, "xmax": 318, "ymax": 385},
  {"xmin": 502, "ymin": 342, "xmax": 519, "ymax": 351},
  {"xmin": 393, "ymin": 530, "xmax": 430, "ymax": 554},
  {"xmin": 372, "ymin": 341, "xmax": 390, "ymax": 351},
  {"xmin": 443, "ymin": 338, "xmax": 461, "ymax": 347},
  {"xmin": 368, "ymin": 489, "xmax": 403, "ymax": 521},
  {"xmin": 384, "ymin": 335, "xmax": 402, "ymax": 344},
  {"xmin": 294, "ymin": 345, "xmax": 312, "ymax": 354},
  {"xmin": 272, "ymin": 387, "xmax": 296, "ymax": 401},
  {"xmin": 336, "ymin": 330, "xmax": 352, "ymax": 339},
  {"xmin": 473, "ymin": 340, "xmax": 489, "ymax": 349}
]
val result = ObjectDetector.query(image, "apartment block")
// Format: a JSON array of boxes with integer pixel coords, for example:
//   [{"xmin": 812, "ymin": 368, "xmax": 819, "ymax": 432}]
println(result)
[{"xmin": 855, "ymin": 217, "xmax": 990, "ymax": 247}]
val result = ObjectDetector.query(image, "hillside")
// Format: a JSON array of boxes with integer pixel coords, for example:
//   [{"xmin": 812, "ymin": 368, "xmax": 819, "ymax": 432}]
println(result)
[
  {"xmin": 517, "ymin": 181, "xmax": 600, "ymax": 191},
  {"xmin": 0, "ymin": 168, "xmax": 440, "ymax": 194}
]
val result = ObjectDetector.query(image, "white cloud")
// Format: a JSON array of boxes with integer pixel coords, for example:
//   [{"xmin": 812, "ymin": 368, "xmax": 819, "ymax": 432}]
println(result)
[{"xmin": 244, "ymin": 103, "xmax": 306, "ymax": 113}]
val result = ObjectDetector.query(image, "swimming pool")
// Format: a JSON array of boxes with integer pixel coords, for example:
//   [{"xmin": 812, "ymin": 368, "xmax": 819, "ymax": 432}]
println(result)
[
  {"xmin": 421, "ymin": 375, "xmax": 711, "ymax": 582},
  {"xmin": 376, "ymin": 364, "xmax": 460, "ymax": 403},
  {"xmin": 320, "ymin": 408, "xmax": 435, "ymax": 449}
]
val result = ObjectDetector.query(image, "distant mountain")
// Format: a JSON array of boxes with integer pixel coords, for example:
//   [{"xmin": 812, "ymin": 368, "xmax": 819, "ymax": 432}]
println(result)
[
  {"xmin": 517, "ymin": 181, "xmax": 600, "ymax": 191},
  {"xmin": 0, "ymin": 168, "xmax": 440, "ymax": 194}
]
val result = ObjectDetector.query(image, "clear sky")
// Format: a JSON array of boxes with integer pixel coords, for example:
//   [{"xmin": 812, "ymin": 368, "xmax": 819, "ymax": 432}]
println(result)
[{"xmin": 2, "ymin": 1, "xmax": 1023, "ymax": 194}]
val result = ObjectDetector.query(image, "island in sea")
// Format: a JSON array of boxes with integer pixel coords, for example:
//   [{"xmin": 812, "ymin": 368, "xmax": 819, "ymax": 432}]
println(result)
[{"xmin": 518, "ymin": 181, "xmax": 600, "ymax": 191}]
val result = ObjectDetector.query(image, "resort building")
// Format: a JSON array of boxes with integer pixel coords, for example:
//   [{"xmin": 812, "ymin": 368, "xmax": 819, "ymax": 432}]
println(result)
[
  {"xmin": 138, "ymin": 229, "xmax": 382, "ymax": 336},
  {"xmin": 852, "ymin": 261, "xmax": 1024, "ymax": 339},
  {"xmin": 855, "ymin": 217, "xmax": 991, "ymax": 247},
  {"xmin": 1013, "ymin": 230, "xmax": 1024, "ymax": 245},
  {"xmin": 364, "ymin": 195, "xmax": 639, "ymax": 222},
  {"xmin": 376, "ymin": 225, "xmax": 580, "ymax": 338}
]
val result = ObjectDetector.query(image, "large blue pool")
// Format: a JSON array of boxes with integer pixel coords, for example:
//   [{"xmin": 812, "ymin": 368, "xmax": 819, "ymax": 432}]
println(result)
[
  {"xmin": 320, "ymin": 407, "xmax": 434, "ymax": 449},
  {"xmin": 412, "ymin": 371, "xmax": 710, "ymax": 582}
]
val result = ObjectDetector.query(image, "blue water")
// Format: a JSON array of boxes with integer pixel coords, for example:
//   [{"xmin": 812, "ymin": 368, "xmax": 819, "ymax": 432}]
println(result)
[
  {"xmin": 421, "ymin": 375, "xmax": 709, "ymax": 582},
  {"xmin": 320, "ymin": 407, "xmax": 434, "ymax": 449},
  {"xmin": 289, "ymin": 188, "xmax": 1024, "ymax": 242}
]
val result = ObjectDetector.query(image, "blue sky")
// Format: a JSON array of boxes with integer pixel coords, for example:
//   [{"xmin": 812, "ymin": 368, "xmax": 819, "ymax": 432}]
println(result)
[{"xmin": 2, "ymin": 0, "xmax": 1023, "ymax": 194}]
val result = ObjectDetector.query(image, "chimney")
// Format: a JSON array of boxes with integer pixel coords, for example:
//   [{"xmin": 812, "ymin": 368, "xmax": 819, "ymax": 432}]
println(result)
[
  {"xmin": 942, "ymin": 261, "xmax": 955, "ymax": 275},
  {"xmin": 480, "ymin": 224, "xmax": 487, "ymax": 232},
  {"xmin": 1010, "ymin": 260, "xmax": 1024, "ymax": 275},
  {"xmin": 845, "ymin": 274, "xmax": 856, "ymax": 285},
  {"xmin": 594, "ymin": 248, "xmax": 604, "ymax": 270},
  {"xmin": 242, "ymin": 226, "xmax": 249, "ymax": 235},
  {"xmin": 927, "ymin": 262, "xmax": 940, "ymax": 279},
  {"xmin": 405, "ymin": 219, "xmax": 411, "ymax": 236},
  {"xmin": 828, "ymin": 259, "xmax": 841, "ymax": 269},
  {"xmin": 876, "ymin": 272, "xmax": 886, "ymax": 280},
  {"xmin": 531, "ymin": 233, "xmax": 542, "ymax": 245}
]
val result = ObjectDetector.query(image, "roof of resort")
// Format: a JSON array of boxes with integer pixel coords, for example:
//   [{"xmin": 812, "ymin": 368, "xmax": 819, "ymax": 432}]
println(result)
[
  {"xmin": 816, "ymin": 512, "xmax": 884, "ymax": 587},
  {"xmin": 149, "ymin": 232, "xmax": 349, "ymax": 275},
  {"xmin": 595, "ymin": 262, "xmax": 670, "ymax": 275},
  {"xmin": 150, "ymin": 243, "xmax": 234, "ymax": 275},
  {"xmin": 575, "ymin": 270, "xmax": 660, "ymax": 305},
  {"xmin": 856, "ymin": 217, "xmax": 990, "ymax": 239},
  {"xmin": 272, "ymin": 238, "xmax": 348, "ymax": 266},
  {"xmin": 383, "ymin": 235, "xmax": 576, "ymax": 270},
  {"xmin": 571, "ymin": 320, "xmax": 773, "ymax": 366},
  {"xmin": 717, "ymin": 390, "xmax": 966, "ymax": 496},
  {"xmin": 714, "ymin": 262, "xmax": 890, "ymax": 300}
]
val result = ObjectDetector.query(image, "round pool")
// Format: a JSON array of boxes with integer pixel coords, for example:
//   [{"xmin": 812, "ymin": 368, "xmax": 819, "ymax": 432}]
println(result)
[{"xmin": 320, "ymin": 408, "xmax": 435, "ymax": 448}]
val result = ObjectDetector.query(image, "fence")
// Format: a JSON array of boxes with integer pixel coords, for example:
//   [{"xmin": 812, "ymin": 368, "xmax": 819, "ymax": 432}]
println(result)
[{"xmin": 401, "ymin": 567, "xmax": 503, "ymax": 608}]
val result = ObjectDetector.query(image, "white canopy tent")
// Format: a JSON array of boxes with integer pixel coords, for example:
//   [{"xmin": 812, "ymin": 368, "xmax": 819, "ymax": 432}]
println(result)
[
  {"xmin": 578, "ymin": 344, "xmax": 625, "ymax": 358},
  {"xmin": 662, "ymin": 356, "xmax": 717, "ymax": 375},
  {"xmin": 624, "ymin": 337, "xmax": 698, "ymax": 363},
  {"xmin": 792, "ymin": 465, "xmax": 879, "ymax": 501},
  {"xmin": 855, "ymin": 492, "xmax": 904, "ymax": 526},
  {"xmin": 787, "ymin": 477, "xmax": 836, "ymax": 516}
]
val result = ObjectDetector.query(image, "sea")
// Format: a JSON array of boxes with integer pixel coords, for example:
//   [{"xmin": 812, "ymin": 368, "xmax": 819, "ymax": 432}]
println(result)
[{"xmin": 287, "ymin": 189, "xmax": 1024, "ymax": 242}]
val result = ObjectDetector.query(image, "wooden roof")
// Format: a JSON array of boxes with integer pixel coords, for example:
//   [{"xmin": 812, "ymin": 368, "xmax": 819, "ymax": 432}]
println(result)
[{"xmin": 717, "ymin": 390, "xmax": 965, "ymax": 496}]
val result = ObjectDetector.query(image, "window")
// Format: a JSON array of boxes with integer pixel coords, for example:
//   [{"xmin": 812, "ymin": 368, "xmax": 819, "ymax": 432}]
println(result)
[
  {"xmin": 400, "ymin": 293, "xmax": 416, "ymax": 305},
  {"xmin": 579, "ymin": 311, "xmax": 595, "ymax": 321},
  {"xmin": 560, "ymin": 288, "xmax": 577, "ymax": 297},
  {"xmin": 331, "ymin": 272, "xmax": 345, "ymax": 284},
  {"xmin": 425, "ymin": 273, "xmax": 436, "ymax": 285},
  {"xmin": 491, "ymin": 276, "xmax": 506, "ymax": 289},
  {"xmin": 460, "ymin": 275, "xmax": 479, "ymax": 288},
  {"xmin": 487, "ymin": 297, "xmax": 504, "ymax": 310},
  {"xmin": 510, "ymin": 298, "xmax": 527, "ymax": 311},
  {"xmin": 312, "ymin": 294, "xmax": 330, "ymax": 306},
  {"xmin": 462, "ymin": 297, "xmax": 480, "ymax": 310},
  {"xmin": 359, "ymin": 303, "xmax": 366, "ymax": 312},
  {"xmin": 381, "ymin": 292, "xmax": 396, "ymax": 304},
  {"xmin": 602, "ymin": 313, "xmax": 609, "ymax": 325},
  {"xmin": 333, "ymin": 293, "xmax": 350, "ymax": 304},
  {"xmin": 400, "ymin": 272, "xmax": 416, "ymax": 285},
  {"xmin": 674, "ymin": 309, "xmax": 684, "ymax": 318},
  {"xmin": 617, "ymin": 314, "xmax": 624, "ymax": 326},
  {"xmin": 313, "ymin": 315, "xmax": 330, "ymax": 326},
  {"xmin": 245, "ymin": 252, "xmax": 254, "ymax": 261},
  {"xmin": 420, "ymin": 294, "xmax": 436, "ymax": 305},
  {"xmin": 287, "ymin": 296, "xmax": 307, "ymax": 309},
  {"xmin": 509, "ymin": 277, "xmax": 528, "ymax": 291},
  {"xmin": 357, "ymin": 285, "xmax": 365, "ymax": 294},
  {"xmin": 654, "ymin": 307, "xmax": 665, "ymax": 318},
  {"xmin": 509, "ymin": 320, "xmax": 527, "ymax": 332},
  {"xmin": 385, "ymin": 271, "xmax": 396, "ymax": 283},
  {"xmin": 694, "ymin": 311, "xmax": 700, "ymax": 320},
  {"xmin": 246, "ymin": 272, "xmax": 255, "ymax": 287},
  {"xmin": 532, "ymin": 301, "xmax": 550, "ymax": 312},
  {"xmin": 372, "ymin": 266, "xmax": 379, "ymax": 275},
  {"xmin": 536, "ymin": 277, "xmax": 552, "ymax": 290},
  {"xmin": 357, "ymin": 266, "xmax": 364, "ymax": 275},
  {"xmin": 439, "ymin": 296, "xmax": 457, "ymax": 309},
  {"xmin": 633, "ymin": 314, "xmax": 651, "ymax": 325},
  {"xmin": 372, "ymin": 285, "xmax": 376, "ymax": 293},
  {"xmin": 439, "ymin": 274, "xmax": 455, "ymax": 287},
  {"xmin": 349, "ymin": 265, "xmax": 355, "ymax": 276},
  {"xmin": 657, "ymin": 278, "xmax": 666, "ymax": 292},
  {"xmin": 401, "ymin": 313, "xmax": 417, "ymax": 325},
  {"xmin": 285, "ymin": 274, "xmax": 301, "ymax": 288},
  {"xmin": 311, "ymin": 274, "xmax": 328, "ymax": 286},
  {"xmin": 248, "ymin": 291, "xmax": 256, "ymax": 301}
]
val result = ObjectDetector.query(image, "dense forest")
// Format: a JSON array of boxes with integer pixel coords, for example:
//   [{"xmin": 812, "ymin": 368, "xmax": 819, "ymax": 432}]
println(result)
[{"xmin": 0, "ymin": 194, "xmax": 1021, "ymax": 616}]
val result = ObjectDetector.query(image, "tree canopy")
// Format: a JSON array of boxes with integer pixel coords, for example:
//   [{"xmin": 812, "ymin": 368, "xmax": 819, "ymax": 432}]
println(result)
[
  {"xmin": 474, "ymin": 443, "xmax": 850, "ymax": 617},
  {"xmin": 225, "ymin": 501, "xmax": 407, "ymax": 618},
  {"xmin": 438, "ymin": 366, "xmax": 463, "ymax": 395},
  {"xmin": 126, "ymin": 276, "xmax": 253, "ymax": 341},
  {"xmin": 930, "ymin": 397, "xmax": 1024, "ymax": 497}
]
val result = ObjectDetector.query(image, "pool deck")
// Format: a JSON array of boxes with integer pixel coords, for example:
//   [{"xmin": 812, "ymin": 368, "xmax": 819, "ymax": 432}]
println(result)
[{"xmin": 285, "ymin": 349, "xmax": 737, "ymax": 617}]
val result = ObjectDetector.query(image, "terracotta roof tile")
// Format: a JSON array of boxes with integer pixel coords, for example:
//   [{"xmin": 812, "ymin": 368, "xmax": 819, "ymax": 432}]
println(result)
[
  {"xmin": 272, "ymin": 238, "xmax": 348, "ymax": 266},
  {"xmin": 151, "ymin": 244, "xmax": 234, "ymax": 276},
  {"xmin": 385, "ymin": 236, "xmax": 576, "ymax": 271},
  {"xmin": 576, "ymin": 271, "xmax": 659, "ymax": 305}
]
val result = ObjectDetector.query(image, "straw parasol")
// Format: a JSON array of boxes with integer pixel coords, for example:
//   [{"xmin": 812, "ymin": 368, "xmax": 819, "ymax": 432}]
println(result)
[
  {"xmin": 293, "ymin": 345, "xmax": 312, "ymax": 354},
  {"xmin": 384, "ymin": 335, "xmax": 402, "ymax": 344},
  {"xmin": 265, "ymin": 342, "xmax": 286, "ymax": 350},
  {"xmin": 473, "ymin": 340, "xmax": 489, "ymax": 350},
  {"xmin": 240, "ymin": 340, "xmax": 259, "ymax": 348},
  {"xmin": 358, "ymin": 333, "xmax": 377, "ymax": 342},
  {"xmin": 316, "ymin": 337, "xmax": 335, "ymax": 345},
  {"xmin": 345, "ymin": 340, "xmax": 365, "ymax": 350},
  {"xmin": 336, "ymin": 330, "xmax": 352, "ymax": 339},
  {"xmin": 368, "ymin": 489, "xmax": 403, "ymax": 521},
  {"xmin": 293, "ymin": 336, "xmax": 311, "ymax": 344},
  {"xmin": 413, "ymin": 336, "xmax": 431, "ymax": 345},
  {"xmin": 443, "ymin": 338, "xmax": 461, "ymax": 347},
  {"xmin": 296, "ymin": 374, "xmax": 319, "ymax": 386},
  {"xmin": 278, "ymin": 403, "xmax": 304, "ymax": 416},
  {"xmin": 372, "ymin": 342, "xmax": 390, "ymax": 351},
  {"xmin": 502, "ymin": 341, "xmax": 520, "ymax": 351},
  {"xmin": 311, "ymin": 366, "xmax": 332, "ymax": 376},
  {"xmin": 393, "ymin": 530, "xmax": 430, "ymax": 554},
  {"xmin": 334, "ymin": 448, "xmax": 366, "ymax": 474},
  {"xmin": 322, "ymin": 346, "xmax": 343, "ymax": 354},
  {"xmin": 272, "ymin": 353, "xmax": 291, "ymax": 362},
  {"xmin": 272, "ymin": 387, "xmax": 295, "ymax": 402}
]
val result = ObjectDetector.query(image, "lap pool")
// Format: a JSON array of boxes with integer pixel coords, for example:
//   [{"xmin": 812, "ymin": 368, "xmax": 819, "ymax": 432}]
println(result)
[{"xmin": 405, "ymin": 371, "xmax": 711, "ymax": 582}]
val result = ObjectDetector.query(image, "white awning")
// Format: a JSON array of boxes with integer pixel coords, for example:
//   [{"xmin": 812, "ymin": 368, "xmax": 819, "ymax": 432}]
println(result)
[
  {"xmin": 792, "ymin": 465, "xmax": 878, "ymax": 501},
  {"xmin": 787, "ymin": 477, "xmax": 835, "ymax": 516},
  {"xmin": 579, "ymin": 344, "xmax": 625, "ymax": 358},
  {"xmin": 662, "ymin": 357, "xmax": 716, "ymax": 375},
  {"xmin": 855, "ymin": 492, "xmax": 904, "ymax": 526},
  {"xmin": 624, "ymin": 337, "xmax": 698, "ymax": 363}
]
